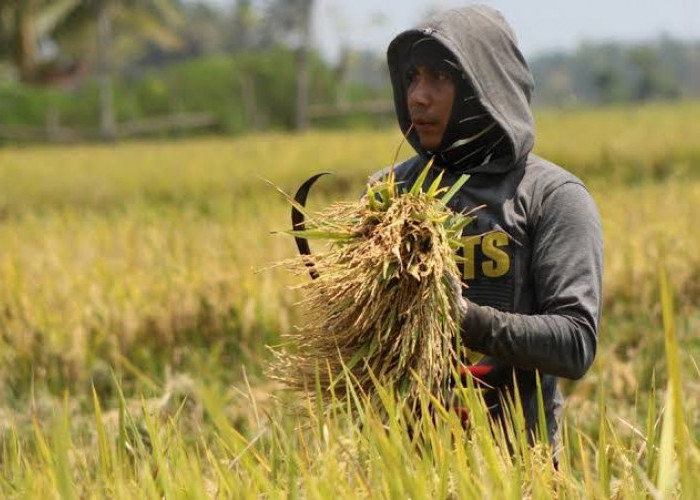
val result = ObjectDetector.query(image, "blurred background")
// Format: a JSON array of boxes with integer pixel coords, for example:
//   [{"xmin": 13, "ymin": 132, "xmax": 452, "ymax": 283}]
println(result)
[
  {"xmin": 0, "ymin": 0, "xmax": 698, "ymax": 141},
  {"xmin": 0, "ymin": 4, "xmax": 699, "ymax": 488}
]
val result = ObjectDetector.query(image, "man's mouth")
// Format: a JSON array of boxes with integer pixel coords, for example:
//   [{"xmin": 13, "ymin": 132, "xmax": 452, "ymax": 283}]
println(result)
[{"xmin": 412, "ymin": 118, "xmax": 437, "ymax": 131}]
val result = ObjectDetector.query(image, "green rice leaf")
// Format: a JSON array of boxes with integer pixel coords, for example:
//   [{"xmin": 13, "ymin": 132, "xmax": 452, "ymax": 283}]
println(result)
[
  {"xmin": 377, "ymin": 184, "xmax": 395, "ymax": 210},
  {"xmin": 366, "ymin": 183, "xmax": 379, "ymax": 211},
  {"xmin": 446, "ymin": 215, "xmax": 476, "ymax": 235},
  {"xmin": 409, "ymin": 158, "xmax": 435, "ymax": 196},
  {"xmin": 426, "ymin": 169, "xmax": 446, "ymax": 198},
  {"xmin": 262, "ymin": 177, "xmax": 313, "ymax": 220},
  {"xmin": 439, "ymin": 174, "xmax": 470, "ymax": 206}
]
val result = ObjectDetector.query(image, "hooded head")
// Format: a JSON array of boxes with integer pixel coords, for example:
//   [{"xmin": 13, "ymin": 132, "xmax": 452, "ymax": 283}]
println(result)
[{"xmin": 387, "ymin": 5, "xmax": 535, "ymax": 173}]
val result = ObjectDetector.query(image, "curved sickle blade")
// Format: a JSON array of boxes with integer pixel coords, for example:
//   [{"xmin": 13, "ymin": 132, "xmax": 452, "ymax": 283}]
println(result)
[{"xmin": 292, "ymin": 172, "xmax": 331, "ymax": 280}]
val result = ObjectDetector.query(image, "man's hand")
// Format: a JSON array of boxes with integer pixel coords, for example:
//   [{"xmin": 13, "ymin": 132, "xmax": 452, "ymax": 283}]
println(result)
[
  {"xmin": 446, "ymin": 271, "xmax": 513, "ymax": 423},
  {"xmin": 447, "ymin": 271, "xmax": 469, "ymax": 320}
]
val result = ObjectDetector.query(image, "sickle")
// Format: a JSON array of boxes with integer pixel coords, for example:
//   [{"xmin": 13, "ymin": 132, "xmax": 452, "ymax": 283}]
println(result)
[{"xmin": 292, "ymin": 172, "xmax": 331, "ymax": 280}]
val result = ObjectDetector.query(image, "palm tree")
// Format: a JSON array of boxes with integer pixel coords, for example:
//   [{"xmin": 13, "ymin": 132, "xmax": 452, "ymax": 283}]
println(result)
[
  {"xmin": 0, "ymin": 0, "xmax": 183, "ymax": 139},
  {"xmin": 0, "ymin": 0, "xmax": 82, "ymax": 82},
  {"xmin": 53, "ymin": 0, "xmax": 183, "ymax": 139}
]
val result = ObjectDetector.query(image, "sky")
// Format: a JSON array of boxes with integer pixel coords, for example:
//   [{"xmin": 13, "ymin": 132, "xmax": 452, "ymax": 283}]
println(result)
[{"xmin": 312, "ymin": 0, "xmax": 700, "ymax": 62}]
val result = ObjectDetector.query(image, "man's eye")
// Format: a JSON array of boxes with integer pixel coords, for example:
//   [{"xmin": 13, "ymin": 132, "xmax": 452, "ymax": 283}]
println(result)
[
  {"xmin": 405, "ymin": 69, "xmax": 418, "ymax": 83},
  {"xmin": 436, "ymin": 71, "xmax": 451, "ymax": 81}
]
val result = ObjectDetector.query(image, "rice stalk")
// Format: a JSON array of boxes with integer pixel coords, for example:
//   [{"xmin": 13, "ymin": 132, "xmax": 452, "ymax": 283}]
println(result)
[{"xmin": 271, "ymin": 161, "xmax": 472, "ymax": 414}]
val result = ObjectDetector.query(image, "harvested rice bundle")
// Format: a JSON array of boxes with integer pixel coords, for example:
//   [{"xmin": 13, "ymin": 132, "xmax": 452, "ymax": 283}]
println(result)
[{"xmin": 272, "ymin": 162, "xmax": 472, "ymax": 413}]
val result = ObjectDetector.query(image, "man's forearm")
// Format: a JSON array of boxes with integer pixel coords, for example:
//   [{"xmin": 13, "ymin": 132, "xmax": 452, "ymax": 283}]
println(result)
[{"xmin": 461, "ymin": 301, "xmax": 597, "ymax": 380}]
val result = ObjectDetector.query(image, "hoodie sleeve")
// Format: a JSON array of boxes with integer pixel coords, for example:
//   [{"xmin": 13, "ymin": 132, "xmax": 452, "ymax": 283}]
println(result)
[{"xmin": 461, "ymin": 182, "xmax": 603, "ymax": 380}]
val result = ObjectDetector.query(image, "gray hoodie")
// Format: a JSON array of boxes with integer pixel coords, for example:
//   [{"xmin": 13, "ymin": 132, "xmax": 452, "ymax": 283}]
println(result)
[{"xmin": 380, "ymin": 5, "xmax": 603, "ymax": 447}]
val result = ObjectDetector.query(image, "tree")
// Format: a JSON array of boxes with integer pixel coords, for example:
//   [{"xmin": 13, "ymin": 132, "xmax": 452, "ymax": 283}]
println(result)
[
  {"xmin": 0, "ymin": 1, "xmax": 184, "ymax": 138},
  {"xmin": 231, "ymin": 0, "xmax": 254, "ymax": 51},
  {"xmin": 593, "ymin": 67, "xmax": 623, "ymax": 103},
  {"xmin": 630, "ymin": 47, "xmax": 659, "ymax": 101},
  {"xmin": 0, "ymin": 0, "xmax": 82, "ymax": 83},
  {"xmin": 262, "ymin": 0, "xmax": 315, "ymax": 130},
  {"xmin": 294, "ymin": 0, "xmax": 313, "ymax": 131},
  {"xmin": 629, "ymin": 46, "xmax": 679, "ymax": 101},
  {"xmin": 51, "ymin": 0, "xmax": 183, "ymax": 138},
  {"xmin": 96, "ymin": 1, "xmax": 116, "ymax": 139}
]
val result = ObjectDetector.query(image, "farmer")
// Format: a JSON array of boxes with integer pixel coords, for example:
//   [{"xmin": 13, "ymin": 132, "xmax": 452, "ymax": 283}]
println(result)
[{"xmin": 380, "ymin": 5, "xmax": 603, "ymax": 452}]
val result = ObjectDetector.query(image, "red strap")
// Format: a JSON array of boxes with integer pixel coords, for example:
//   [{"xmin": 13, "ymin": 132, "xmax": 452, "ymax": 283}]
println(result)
[
  {"xmin": 459, "ymin": 364, "xmax": 494, "ymax": 379},
  {"xmin": 453, "ymin": 407, "xmax": 469, "ymax": 423}
]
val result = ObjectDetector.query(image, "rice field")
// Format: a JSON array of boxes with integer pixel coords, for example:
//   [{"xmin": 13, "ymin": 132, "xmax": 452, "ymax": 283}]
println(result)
[{"xmin": 0, "ymin": 100, "xmax": 699, "ymax": 497}]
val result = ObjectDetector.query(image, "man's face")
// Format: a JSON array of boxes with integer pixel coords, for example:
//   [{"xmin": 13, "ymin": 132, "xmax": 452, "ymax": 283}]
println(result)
[{"xmin": 406, "ymin": 64, "xmax": 455, "ymax": 151}]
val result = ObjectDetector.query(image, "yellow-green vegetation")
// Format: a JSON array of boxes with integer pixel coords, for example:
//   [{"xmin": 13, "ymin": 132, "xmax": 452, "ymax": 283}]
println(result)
[
  {"xmin": 0, "ymin": 101, "xmax": 699, "ymax": 497},
  {"xmin": 536, "ymin": 100, "xmax": 700, "ymax": 183}
]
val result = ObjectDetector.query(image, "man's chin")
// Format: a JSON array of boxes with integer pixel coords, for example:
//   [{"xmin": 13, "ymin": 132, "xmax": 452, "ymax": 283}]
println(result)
[
  {"xmin": 419, "ymin": 141, "xmax": 441, "ymax": 151},
  {"xmin": 415, "ymin": 133, "xmax": 440, "ymax": 151}
]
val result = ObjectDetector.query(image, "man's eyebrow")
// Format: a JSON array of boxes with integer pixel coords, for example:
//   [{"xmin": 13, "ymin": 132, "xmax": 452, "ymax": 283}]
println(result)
[{"xmin": 409, "ymin": 63, "xmax": 446, "ymax": 72}]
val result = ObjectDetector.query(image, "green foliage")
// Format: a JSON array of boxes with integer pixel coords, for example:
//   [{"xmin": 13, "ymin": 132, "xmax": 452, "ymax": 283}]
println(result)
[
  {"xmin": 0, "ymin": 84, "xmax": 64, "ymax": 126},
  {"xmin": 130, "ymin": 49, "xmax": 336, "ymax": 132},
  {"xmin": 0, "ymin": 48, "xmax": 338, "ymax": 134}
]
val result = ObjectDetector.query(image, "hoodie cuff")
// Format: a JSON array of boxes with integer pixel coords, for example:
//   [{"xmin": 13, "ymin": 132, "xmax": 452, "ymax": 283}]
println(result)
[{"xmin": 461, "ymin": 300, "xmax": 493, "ymax": 351}]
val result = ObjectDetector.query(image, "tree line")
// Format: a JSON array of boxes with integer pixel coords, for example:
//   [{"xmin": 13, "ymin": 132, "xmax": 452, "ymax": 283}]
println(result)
[
  {"xmin": 1, "ymin": 2, "xmax": 698, "ymax": 142},
  {"xmin": 0, "ymin": 0, "xmax": 321, "ymax": 140},
  {"xmin": 531, "ymin": 38, "xmax": 700, "ymax": 106}
]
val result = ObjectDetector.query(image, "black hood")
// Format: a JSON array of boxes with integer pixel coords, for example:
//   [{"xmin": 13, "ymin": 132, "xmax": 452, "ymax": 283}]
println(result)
[{"xmin": 387, "ymin": 5, "xmax": 535, "ymax": 174}]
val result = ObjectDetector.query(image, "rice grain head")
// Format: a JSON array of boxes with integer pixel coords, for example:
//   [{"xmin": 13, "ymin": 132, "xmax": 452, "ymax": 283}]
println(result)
[{"xmin": 271, "ymin": 162, "xmax": 472, "ymax": 416}]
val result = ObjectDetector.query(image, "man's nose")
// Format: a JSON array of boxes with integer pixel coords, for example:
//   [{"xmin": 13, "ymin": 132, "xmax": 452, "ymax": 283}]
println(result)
[{"xmin": 408, "ymin": 79, "xmax": 431, "ymax": 108}]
